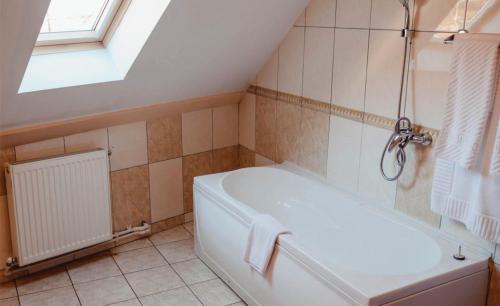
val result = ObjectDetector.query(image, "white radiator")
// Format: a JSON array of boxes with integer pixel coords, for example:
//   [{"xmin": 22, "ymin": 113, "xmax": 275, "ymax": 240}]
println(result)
[{"xmin": 5, "ymin": 149, "xmax": 112, "ymax": 267}]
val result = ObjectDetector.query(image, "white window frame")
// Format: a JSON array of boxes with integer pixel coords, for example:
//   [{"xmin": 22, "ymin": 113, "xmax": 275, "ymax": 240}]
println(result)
[{"xmin": 35, "ymin": 0, "xmax": 124, "ymax": 47}]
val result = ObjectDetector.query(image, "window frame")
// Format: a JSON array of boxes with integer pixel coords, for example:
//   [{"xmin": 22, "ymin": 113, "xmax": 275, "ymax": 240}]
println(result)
[{"xmin": 35, "ymin": 0, "xmax": 124, "ymax": 47}]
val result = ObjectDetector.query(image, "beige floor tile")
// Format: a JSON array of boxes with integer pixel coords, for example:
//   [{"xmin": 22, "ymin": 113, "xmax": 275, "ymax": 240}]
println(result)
[
  {"xmin": 16, "ymin": 267, "xmax": 71, "ymax": 295},
  {"xmin": 113, "ymin": 238, "xmax": 153, "ymax": 254},
  {"xmin": 109, "ymin": 299, "xmax": 141, "ymax": 306},
  {"xmin": 67, "ymin": 253, "xmax": 122, "ymax": 284},
  {"xmin": 74, "ymin": 276, "xmax": 135, "ymax": 306},
  {"xmin": 113, "ymin": 247, "xmax": 166, "ymax": 273},
  {"xmin": 140, "ymin": 287, "xmax": 201, "ymax": 306},
  {"xmin": 0, "ymin": 298, "xmax": 19, "ymax": 306},
  {"xmin": 190, "ymin": 279, "xmax": 241, "ymax": 306},
  {"xmin": 171, "ymin": 259, "xmax": 217, "ymax": 285},
  {"xmin": 183, "ymin": 222, "xmax": 194, "ymax": 235},
  {"xmin": 0, "ymin": 282, "xmax": 16, "ymax": 299},
  {"xmin": 157, "ymin": 239, "xmax": 196, "ymax": 263},
  {"xmin": 228, "ymin": 302, "xmax": 247, "ymax": 306},
  {"xmin": 125, "ymin": 265, "xmax": 184, "ymax": 297},
  {"xmin": 149, "ymin": 226, "xmax": 191, "ymax": 246},
  {"xmin": 19, "ymin": 286, "xmax": 79, "ymax": 306}
]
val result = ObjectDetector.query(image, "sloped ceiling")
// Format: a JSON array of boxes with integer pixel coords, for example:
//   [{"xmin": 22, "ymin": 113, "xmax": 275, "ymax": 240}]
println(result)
[{"xmin": 0, "ymin": 0, "xmax": 308, "ymax": 130}]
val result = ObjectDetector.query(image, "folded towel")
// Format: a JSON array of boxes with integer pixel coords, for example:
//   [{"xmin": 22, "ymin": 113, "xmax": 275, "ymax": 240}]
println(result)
[
  {"xmin": 243, "ymin": 214, "xmax": 290, "ymax": 274},
  {"xmin": 435, "ymin": 35, "xmax": 500, "ymax": 170}
]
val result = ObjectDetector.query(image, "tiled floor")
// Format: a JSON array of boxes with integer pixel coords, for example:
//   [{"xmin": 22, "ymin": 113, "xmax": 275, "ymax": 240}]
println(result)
[{"xmin": 0, "ymin": 222, "xmax": 245, "ymax": 306}]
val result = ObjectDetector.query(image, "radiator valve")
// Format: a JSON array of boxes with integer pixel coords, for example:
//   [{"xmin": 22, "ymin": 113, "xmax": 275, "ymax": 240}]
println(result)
[{"xmin": 6, "ymin": 257, "xmax": 18, "ymax": 268}]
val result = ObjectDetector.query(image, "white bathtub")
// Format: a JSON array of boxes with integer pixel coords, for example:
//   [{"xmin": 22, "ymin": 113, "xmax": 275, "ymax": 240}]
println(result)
[{"xmin": 193, "ymin": 166, "xmax": 489, "ymax": 306}]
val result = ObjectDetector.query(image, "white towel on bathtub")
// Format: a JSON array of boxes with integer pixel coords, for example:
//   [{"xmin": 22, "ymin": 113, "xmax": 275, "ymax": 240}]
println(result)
[{"xmin": 243, "ymin": 214, "xmax": 290, "ymax": 274}]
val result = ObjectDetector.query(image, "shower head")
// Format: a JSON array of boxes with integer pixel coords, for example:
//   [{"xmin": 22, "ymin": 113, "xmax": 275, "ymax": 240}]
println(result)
[{"xmin": 397, "ymin": 0, "xmax": 411, "ymax": 36}]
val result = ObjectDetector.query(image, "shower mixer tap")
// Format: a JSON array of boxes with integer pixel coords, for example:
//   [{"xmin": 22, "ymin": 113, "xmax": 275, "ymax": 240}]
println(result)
[{"xmin": 380, "ymin": 117, "xmax": 433, "ymax": 181}]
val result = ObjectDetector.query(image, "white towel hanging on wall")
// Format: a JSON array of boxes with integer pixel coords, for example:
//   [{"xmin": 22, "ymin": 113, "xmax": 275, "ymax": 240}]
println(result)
[{"xmin": 432, "ymin": 35, "xmax": 500, "ymax": 243}]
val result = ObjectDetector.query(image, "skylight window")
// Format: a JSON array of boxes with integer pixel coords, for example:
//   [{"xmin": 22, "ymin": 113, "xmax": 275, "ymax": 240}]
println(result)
[{"xmin": 36, "ymin": 0, "xmax": 124, "ymax": 47}]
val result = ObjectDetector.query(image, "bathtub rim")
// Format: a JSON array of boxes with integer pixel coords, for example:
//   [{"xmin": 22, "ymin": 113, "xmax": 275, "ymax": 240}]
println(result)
[{"xmin": 193, "ymin": 166, "xmax": 490, "ymax": 305}]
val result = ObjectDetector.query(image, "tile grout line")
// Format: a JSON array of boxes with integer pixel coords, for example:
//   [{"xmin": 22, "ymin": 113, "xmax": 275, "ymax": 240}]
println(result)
[
  {"xmin": 65, "ymin": 265, "xmax": 83, "ymax": 306},
  {"xmin": 110, "ymin": 254, "xmax": 144, "ymax": 306},
  {"xmin": 150, "ymin": 232, "xmax": 207, "ymax": 306}
]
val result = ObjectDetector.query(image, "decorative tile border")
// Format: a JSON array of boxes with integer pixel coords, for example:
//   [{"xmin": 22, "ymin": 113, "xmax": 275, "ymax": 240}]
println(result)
[{"xmin": 248, "ymin": 85, "xmax": 440, "ymax": 138}]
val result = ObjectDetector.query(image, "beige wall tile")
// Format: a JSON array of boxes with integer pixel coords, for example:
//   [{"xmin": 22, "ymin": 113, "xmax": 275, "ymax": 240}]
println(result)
[
  {"xmin": 151, "ymin": 215, "xmax": 184, "ymax": 234},
  {"xmin": 109, "ymin": 121, "xmax": 148, "ymax": 171},
  {"xmin": 278, "ymin": 27, "xmax": 305, "ymax": 96},
  {"xmin": 332, "ymin": 28, "xmax": 369, "ymax": 112},
  {"xmin": 371, "ymin": 0, "xmax": 408, "ymax": 30},
  {"xmin": 213, "ymin": 146, "xmax": 240, "ymax": 173},
  {"xmin": 276, "ymin": 101, "xmax": 302, "ymax": 164},
  {"xmin": 357, "ymin": 124, "xmax": 397, "ymax": 208},
  {"xmin": 111, "ymin": 165, "xmax": 150, "ymax": 231},
  {"xmin": 257, "ymin": 49, "xmax": 279, "ymax": 91},
  {"xmin": 15, "ymin": 138, "xmax": 64, "ymax": 162},
  {"xmin": 239, "ymin": 145, "xmax": 255, "ymax": 168},
  {"xmin": 182, "ymin": 109, "xmax": 213, "ymax": 156},
  {"xmin": 488, "ymin": 263, "xmax": 500, "ymax": 306},
  {"xmin": 306, "ymin": 0, "xmax": 336, "ymax": 27},
  {"xmin": 147, "ymin": 114, "xmax": 182, "ymax": 163},
  {"xmin": 149, "ymin": 158, "xmax": 183, "ymax": 223},
  {"xmin": 395, "ymin": 145, "xmax": 441, "ymax": 227},
  {"xmin": 239, "ymin": 94, "xmax": 256, "ymax": 151},
  {"xmin": 365, "ymin": 30, "xmax": 405, "ymax": 120},
  {"xmin": 0, "ymin": 148, "xmax": 15, "ymax": 196},
  {"xmin": 413, "ymin": 0, "xmax": 466, "ymax": 32},
  {"xmin": 183, "ymin": 152, "xmax": 213, "ymax": 212},
  {"xmin": 336, "ymin": 0, "xmax": 371, "ymax": 28},
  {"xmin": 327, "ymin": 116, "xmax": 362, "ymax": 193},
  {"xmin": 64, "ymin": 128, "xmax": 109, "ymax": 154},
  {"xmin": 303, "ymin": 27, "xmax": 334, "ymax": 103},
  {"xmin": 295, "ymin": 10, "xmax": 306, "ymax": 26},
  {"xmin": 299, "ymin": 108, "xmax": 330, "ymax": 176},
  {"xmin": 0, "ymin": 196, "xmax": 12, "ymax": 269},
  {"xmin": 255, "ymin": 154, "xmax": 275, "ymax": 167},
  {"xmin": 467, "ymin": 0, "xmax": 500, "ymax": 34},
  {"xmin": 405, "ymin": 32, "xmax": 454, "ymax": 130},
  {"xmin": 213, "ymin": 104, "xmax": 239, "ymax": 149},
  {"xmin": 255, "ymin": 96, "xmax": 277, "ymax": 161}
]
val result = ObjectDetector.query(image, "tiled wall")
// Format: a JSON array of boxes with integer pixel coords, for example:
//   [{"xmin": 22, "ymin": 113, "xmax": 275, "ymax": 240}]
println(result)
[
  {"xmin": 238, "ymin": 0, "xmax": 500, "ymax": 304},
  {"xmin": 0, "ymin": 103, "xmax": 241, "ymax": 269}
]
